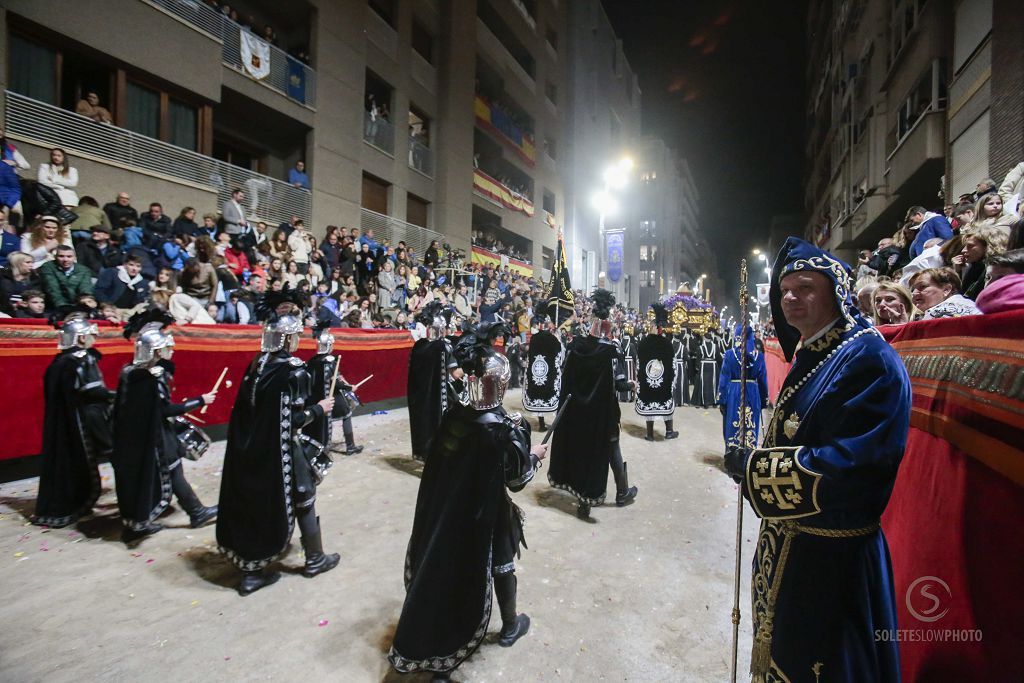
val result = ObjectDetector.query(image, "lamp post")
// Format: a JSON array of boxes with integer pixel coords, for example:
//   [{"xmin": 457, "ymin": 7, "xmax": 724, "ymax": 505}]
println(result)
[{"xmin": 594, "ymin": 156, "xmax": 633, "ymax": 299}]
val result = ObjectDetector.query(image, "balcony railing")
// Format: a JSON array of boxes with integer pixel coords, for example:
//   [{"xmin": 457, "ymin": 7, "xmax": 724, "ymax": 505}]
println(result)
[
  {"xmin": 408, "ymin": 137, "xmax": 433, "ymax": 177},
  {"xmin": 360, "ymin": 208, "xmax": 451, "ymax": 260},
  {"xmin": 145, "ymin": 0, "xmax": 316, "ymax": 108},
  {"xmin": 4, "ymin": 90, "xmax": 311, "ymax": 227},
  {"xmin": 364, "ymin": 111, "xmax": 395, "ymax": 156}
]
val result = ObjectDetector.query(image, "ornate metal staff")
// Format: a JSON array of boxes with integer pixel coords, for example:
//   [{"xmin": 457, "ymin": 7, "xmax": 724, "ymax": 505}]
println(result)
[{"xmin": 730, "ymin": 258, "xmax": 750, "ymax": 683}]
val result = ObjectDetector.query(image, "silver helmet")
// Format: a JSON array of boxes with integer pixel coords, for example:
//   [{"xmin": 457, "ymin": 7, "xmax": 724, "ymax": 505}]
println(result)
[
  {"xmin": 426, "ymin": 314, "xmax": 447, "ymax": 341},
  {"xmin": 465, "ymin": 352, "xmax": 511, "ymax": 410},
  {"xmin": 57, "ymin": 315, "xmax": 99, "ymax": 350},
  {"xmin": 262, "ymin": 314, "xmax": 304, "ymax": 353},
  {"xmin": 134, "ymin": 322, "xmax": 175, "ymax": 365},
  {"xmin": 313, "ymin": 320, "xmax": 335, "ymax": 355}
]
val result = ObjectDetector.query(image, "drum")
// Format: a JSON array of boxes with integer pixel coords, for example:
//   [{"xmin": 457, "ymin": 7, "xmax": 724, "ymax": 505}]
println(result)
[
  {"xmin": 173, "ymin": 416, "xmax": 211, "ymax": 461},
  {"xmin": 299, "ymin": 434, "xmax": 332, "ymax": 485}
]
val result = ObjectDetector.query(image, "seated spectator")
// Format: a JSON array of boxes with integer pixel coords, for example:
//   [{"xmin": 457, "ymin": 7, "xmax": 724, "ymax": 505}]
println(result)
[
  {"xmin": 977, "ymin": 250, "xmax": 1024, "ymax": 314},
  {"xmin": 178, "ymin": 258, "xmax": 219, "ymax": 308},
  {"xmin": 150, "ymin": 287, "xmax": 215, "ymax": 325},
  {"xmin": 282, "ymin": 259, "xmax": 304, "ymax": 288},
  {"xmin": 94, "ymin": 254, "xmax": 148, "ymax": 311},
  {"xmin": 872, "ymin": 281, "xmax": 915, "ymax": 325},
  {"xmin": 909, "ymin": 267, "xmax": 980, "ymax": 320},
  {"xmin": 855, "ymin": 281, "xmax": 879, "ymax": 321},
  {"xmin": 150, "ymin": 267, "xmax": 177, "ymax": 293},
  {"xmin": 0, "ymin": 251, "xmax": 38, "ymax": 315},
  {"xmin": 194, "ymin": 213, "xmax": 218, "ymax": 240},
  {"xmin": 37, "ymin": 148, "xmax": 79, "ymax": 208},
  {"xmin": 287, "ymin": 221, "xmax": 312, "ymax": 274},
  {"xmin": 12, "ymin": 288, "xmax": 46, "ymax": 318},
  {"xmin": 964, "ymin": 192, "xmax": 1016, "ymax": 235},
  {"xmin": 288, "ymin": 160, "xmax": 310, "ymax": 190},
  {"xmin": 21, "ymin": 216, "xmax": 72, "ymax": 268},
  {"xmin": 217, "ymin": 290, "xmax": 253, "ymax": 324},
  {"xmin": 38, "ymin": 244, "xmax": 93, "ymax": 310},
  {"xmin": 75, "ymin": 91, "xmax": 113, "ymax": 124},
  {"xmin": 103, "ymin": 192, "xmax": 139, "ymax": 234},
  {"xmin": 76, "ymin": 224, "xmax": 122, "ymax": 274},
  {"xmin": 68, "ymin": 196, "xmax": 112, "ymax": 239},
  {"xmin": 138, "ymin": 202, "xmax": 172, "ymax": 243},
  {"xmin": 98, "ymin": 302, "xmax": 122, "ymax": 324},
  {"xmin": 118, "ymin": 215, "xmax": 144, "ymax": 248},
  {"xmin": 953, "ymin": 226, "xmax": 1008, "ymax": 299},
  {"xmin": 905, "ymin": 206, "xmax": 954, "ymax": 258},
  {"xmin": 161, "ymin": 234, "xmax": 188, "ymax": 271},
  {"xmin": 224, "ymin": 237, "xmax": 251, "ymax": 278},
  {"xmin": 950, "ymin": 202, "xmax": 975, "ymax": 232},
  {"xmin": 267, "ymin": 228, "xmax": 292, "ymax": 261},
  {"xmin": 172, "ymin": 207, "xmax": 199, "ymax": 237},
  {"xmin": 897, "ymin": 237, "xmax": 951, "ymax": 286}
]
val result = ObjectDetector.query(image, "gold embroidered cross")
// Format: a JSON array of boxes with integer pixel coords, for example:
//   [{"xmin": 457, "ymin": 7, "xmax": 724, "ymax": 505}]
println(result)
[{"xmin": 751, "ymin": 450, "xmax": 804, "ymax": 511}]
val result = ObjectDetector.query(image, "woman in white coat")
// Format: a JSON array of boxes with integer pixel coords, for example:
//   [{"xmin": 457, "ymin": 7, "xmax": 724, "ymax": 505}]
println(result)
[{"xmin": 37, "ymin": 148, "xmax": 79, "ymax": 208}]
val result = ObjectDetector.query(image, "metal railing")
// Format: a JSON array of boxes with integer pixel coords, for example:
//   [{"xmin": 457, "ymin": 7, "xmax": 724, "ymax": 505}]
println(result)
[
  {"xmin": 408, "ymin": 137, "xmax": 433, "ymax": 177},
  {"xmin": 4, "ymin": 90, "xmax": 311, "ymax": 227},
  {"xmin": 363, "ymin": 111, "xmax": 395, "ymax": 155},
  {"xmin": 145, "ymin": 0, "xmax": 316, "ymax": 108},
  {"xmin": 360, "ymin": 208, "xmax": 452, "ymax": 260}
]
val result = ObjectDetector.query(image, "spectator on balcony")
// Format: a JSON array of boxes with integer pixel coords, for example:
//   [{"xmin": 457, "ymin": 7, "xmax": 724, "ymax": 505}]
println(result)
[
  {"xmin": 150, "ymin": 267, "xmax": 177, "ymax": 294},
  {"xmin": 76, "ymin": 225, "xmax": 121, "ymax": 275},
  {"xmin": 94, "ymin": 254, "xmax": 148, "ymax": 312},
  {"xmin": 12, "ymin": 289, "xmax": 46, "ymax": 318},
  {"xmin": 21, "ymin": 216, "xmax": 71, "ymax": 268},
  {"xmin": 288, "ymin": 160, "xmax": 310, "ymax": 190},
  {"xmin": 997, "ymin": 163, "xmax": 1024, "ymax": 216},
  {"xmin": 261, "ymin": 24, "xmax": 279, "ymax": 47},
  {"xmin": 67, "ymin": 196, "xmax": 112, "ymax": 241},
  {"xmin": 1, "ymin": 211, "xmax": 19, "ymax": 266},
  {"xmin": 953, "ymin": 226, "xmax": 1008, "ymax": 300},
  {"xmin": 138, "ymin": 202, "xmax": 172, "ymax": 243},
  {"xmin": 103, "ymin": 192, "xmax": 139, "ymax": 232},
  {"xmin": 0, "ymin": 130, "xmax": 29, "ymax": 215},
  {"xmin": 0, "ymin": 251, "xmax": 38, "ymax": 315},
  {"xmin": 905, "ymin": 206, "xmax": 954, "ymax": 258},
  {"xmin": 74, "ymin": 92, "xmax": 113, "ymax": 124},
  {"xmin": 964, "ymin": 192, "xmax": 1016, "ymax": 236},
  {"xmin": 356, "ymin": 241, "xmax": 377, "ymax": 291},
  {"xmin": 358, "ymin": 228, "xmax": 380, "ymax": 253},
  {"xmin": 37, "ymin": 148, "xmax": 79, "ymax": 208},
  {"xmin": 171, "ymin": 207, "xmax": 199, "ymax": 238},
  {"xmin": 909, "ymin": 267, "xmax": 980, "ymax": 320},
  {"xmin": 38, "ymin": 245, "xmax": 92, "ymax": 309},
  {"xmin": 287, "ymin": 221, "xmax": 312, "ymax": 274},
  {"xmin": 222, "ymin": 188, "xmax": 247, "ymax": 235}
]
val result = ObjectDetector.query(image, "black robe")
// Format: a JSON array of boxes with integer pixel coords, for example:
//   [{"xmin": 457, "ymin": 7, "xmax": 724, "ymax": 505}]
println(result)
[
  {"xmin": 635, "ymin": 333, "xmax": 676, "ymax": 417},
  {"xmin": 673, "ymin": 333, "xmax": 693, "ymax": 406},
  {"xmin": 617, "ymin": 334, "xmax": 637, "ymax": 402},
  {"xmin": 217, "ymin": 352, "xmax": 323, "ymax": 571},
  {"xmin": 523, "ymin": 329, "xmax": 563, "ymax": 413},
  {"xmin": 548, "ymin": 336, "xmax": 625, "ymax": 505},
  {"xmin": 33, "ymin": 348, "xmax": 114, "ymax": 527},
  {"xmin": 389, "ymin": 404, "xmax": 537, "ymax": 674},
  {"xmin": 407, "ymin": 338, "xmax": 455, "ymax": 461},
  {"xmin": 111, "ymin": 362, "xmax": 203, "ymax": 530},
  {"xmin": 304, "ymin": 353, "xmax": 352, "ymax": 451},
  {"xmin": 693, "ymin": 337, "xmax": 721, "ymax": 407}
]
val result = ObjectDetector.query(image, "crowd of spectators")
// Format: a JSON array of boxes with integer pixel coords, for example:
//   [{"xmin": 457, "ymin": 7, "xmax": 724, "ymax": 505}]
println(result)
[
  {"xmin": 848, "ymin": 164, "xmax": 1024, "ymax": 325},
  {"xmin": 471, "ymin": 229, "xmax": 531, "ymax": 263},
  {"xmin": 203, "ymin": 0, "xmax": 311, "ymax": 65}
]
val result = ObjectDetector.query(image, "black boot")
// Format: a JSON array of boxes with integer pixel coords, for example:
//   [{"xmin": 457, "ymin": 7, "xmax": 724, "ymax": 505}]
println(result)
[
  {"xmin": 615, "ymin": 462, "xmax": 638, "ymax": 507},
  {"xmin": 665, "ymin": 419, "xmax": 679, "ymax": 439},
  {"xmin": 299, "ymin": 511, "xmax": 340, "ymax": 577},
  {"xmin": 576, "ymin": 500, "xmax": 591, "ymax": 519},
  {"xmin": 537, "ymin": 416, "xmax": 547, "ymax": 432},
  {"xmin": 122, "ymin": 521, "xmax": 163, "ymax": 544},
  {"xmin": 171, "ymin": 465, "xmax": 218, "ymax": 528},
  {"xmin": 494, "ymin": 572, "xmax": 530, "ymax": 647},
  {"xmin": 645, "ymin": 421, "xmax": 655, "ymax": 441},
  {"xmin": 342, "ymin": 418, "xmax": 363, "ymax": 455},
  {"xmin": 237, "ymin": 569, "xmax": 281, "ymax": 596}
]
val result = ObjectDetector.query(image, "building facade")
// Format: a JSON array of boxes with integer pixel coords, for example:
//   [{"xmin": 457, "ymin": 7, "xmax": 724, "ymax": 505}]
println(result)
[{"xmin": 0, "ymin": 0, "xmax": 568, "ymax": 268}]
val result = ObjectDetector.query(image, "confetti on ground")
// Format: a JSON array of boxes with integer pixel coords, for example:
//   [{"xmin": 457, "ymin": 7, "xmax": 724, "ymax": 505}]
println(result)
[
  {"xmin": 191, "ymin": 600, "xmax": 199, "ymax": 606},
  {"xmin": 146, "ymin": 559, "xmax": 155, "ymax": 564},
  {"xmin": 318, "ymin": 619, "xmax": 329, "ymax": 627},
  {"xmin": 14, "ymin": 551, "xmax": 23, "ymax": 558}
]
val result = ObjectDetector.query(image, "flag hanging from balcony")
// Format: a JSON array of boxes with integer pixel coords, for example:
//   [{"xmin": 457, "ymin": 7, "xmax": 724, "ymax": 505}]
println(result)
[
  {"xmin": 240, "ymin": 30, "xmax": 271, "ymax": 80},
  {"xmin": 546, "ymin": 233, "xmax": 574, "ymax": 316},
  {"xmin": 287, "ymin": 58, "xmax": 306, "ymax": 103}
]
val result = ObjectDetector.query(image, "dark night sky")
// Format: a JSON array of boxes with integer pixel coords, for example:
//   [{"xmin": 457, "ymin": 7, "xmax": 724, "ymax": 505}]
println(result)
[{"xmin": 601, "ymin": 0, "xmax": 807, "ymax": 293}]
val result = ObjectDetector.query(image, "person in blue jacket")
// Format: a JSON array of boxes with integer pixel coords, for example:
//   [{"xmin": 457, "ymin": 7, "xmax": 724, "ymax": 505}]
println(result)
[
  {"xmin": 717, "ymin": 322, "xmax": 768, "ymax": 451},
  {"xmin": 906, "ymin": 205, "xmax": 953, "ymax": 258}
]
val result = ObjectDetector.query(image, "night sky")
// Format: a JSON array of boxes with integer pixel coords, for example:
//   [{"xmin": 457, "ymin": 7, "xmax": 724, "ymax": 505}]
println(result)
[{"xmin": 601, "ymin": 0, "xmax": 807, "ymax": 296}]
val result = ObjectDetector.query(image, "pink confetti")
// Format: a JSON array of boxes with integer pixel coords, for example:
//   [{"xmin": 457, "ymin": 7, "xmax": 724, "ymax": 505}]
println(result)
[
  {"xmin": 318, "ymin": 619, "xmax": 329, "ymax": 627},
  {"xmin": 224, "ymin": 656, "xmax": 231, "ymax": 661},
  {"xmin": 131, "ymin": 552, "xmax": 143, "ymax": 558},
  {"xmin": 146, "ymin": 559, "xmax": 155, "ymax": 564}
]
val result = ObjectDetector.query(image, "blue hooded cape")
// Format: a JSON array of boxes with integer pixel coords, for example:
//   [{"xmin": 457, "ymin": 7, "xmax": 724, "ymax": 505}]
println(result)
[{"xmin": 718, "ymin": 323, "xmax": 768, "ymax": 450}]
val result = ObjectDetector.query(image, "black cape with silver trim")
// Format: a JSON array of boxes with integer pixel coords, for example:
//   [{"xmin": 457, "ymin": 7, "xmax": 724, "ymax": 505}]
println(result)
[
  {"xmin": 407, "ymin": 338, "xmax": 455, "ymax": 461},
  {"xmin": 635, "ymin": 333, "xmax": 676, "ymax": 417},
  {"xmin": 523, "ymin": 329, "xmax": 563, "ymax": 413}
]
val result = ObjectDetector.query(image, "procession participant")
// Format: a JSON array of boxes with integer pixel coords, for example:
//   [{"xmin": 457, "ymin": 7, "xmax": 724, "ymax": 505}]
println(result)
[
  {"xmin": 717, "ymin": 323, "xmax": 768, "ymax": 451},
  {"xmin": 635, "ymin": 303, "xmax": 678, "ymax": 440},
  {"xmin": 32, "ymin": 312, "xmax": 114, "ymax": 528},
  {"xmin": 616, "ymin": 323, "xmax": 637, "ymax": 403},
  {"xmin": 305, "ymin": 321, "xmax": 363, "ymax": 456},
  {"xmin": 406, "ymin": 301, "xmax": 461, "ymax": 461},
  {"xmin": 112, "ymin": 308, "xmax": 218, "ymax": 544},
  {"xmin": 692, "ymin": 330, "xmax": 721, "ymax": 408},
  {"xmin": 522, "ymin": 302, "xmax": 564, "ymax": 431},
  {"xmin": 389, "ymin": 321, "xmax": 547, "ymax": 681},
  {"xmin": 724, "ymin": 237, "xmax": 910, "ymax": 683},
  {"xmin": 672, "ymin": 328, "xmax": 694, "ymax": 406},
  {"xmin": 548, "ymin": 289, "xmax": 638, "ymax": 519},
  {"xmin": 216, "ymin": 290, "xmax": 338, "ymax": 596}
]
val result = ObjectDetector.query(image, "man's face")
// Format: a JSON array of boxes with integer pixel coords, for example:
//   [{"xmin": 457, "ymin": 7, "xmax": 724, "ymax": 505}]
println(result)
[
  {"xmin": 250, "ymin": 276, "xmax": 266, "ymax": 293},
  {"xmin": 296, "ymin": 161, "xmax": 305, "ymax": 172},
  {"xmin": 955, "ymin": 209, "xmax": 975, "ymax": 224},
  {"xmin": 92, "ymin": 230, "xmax": 109, "ymax": 244},
  {"xmin": 55, "ymin": 250, "xmax": 76, "ymax": 270},
  {"xmin": 256, "ymin": 222, "xmax": 267, "ymax": 234},
  {"xmin": 149, "ymin": 205, "xmax": 162, "ymax": 218},
  {"xmin": 234, "ymin": 191, "xmax": 244, "ymax": 202},
  {"xmin": 779, "ymin": 271, "xmax": 839, "ymax": 336},
  {"xmin": 25, "ymin": 296, "xmax": 45, "ymax": 314},
  {"xmin": 125, "ymin": 261, "xmax": 142, "ymax": 277},
  {"xmin": 117, "ymin": 193, "xmax": 130, "ymax": 206},
  {"xmin": 877, "ymin": 238, "xmax": 893, "ymax": 250},
  {"xmin": 87, "ymin": 93, "xmax": 99, "ymax": 105},
  {"xmin": 909, "ymin": 212, "xmax": 925, "ymax": 225}
]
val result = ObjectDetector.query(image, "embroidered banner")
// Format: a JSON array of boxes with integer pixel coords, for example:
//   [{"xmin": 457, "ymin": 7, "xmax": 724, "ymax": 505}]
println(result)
[
  {"xmin": 240, "ymin": 29, "xmax": 271, "ymax": 80},
  {"xmin": 606, "ymin": 231, "xmax": 624, "ymax": 282}
]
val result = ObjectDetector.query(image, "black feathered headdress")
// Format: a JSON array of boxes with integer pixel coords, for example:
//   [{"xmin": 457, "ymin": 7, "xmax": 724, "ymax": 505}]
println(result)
[
  {"xmin": 590, "ymin": 288, "xmax": 615, "ymax": 320},
  {"xmin": 49, "ymin": 303, "xmax": 95, "ymax": 329},
  {"xmin": 311, "ymin": 318, "xmax": 331, "ymax": 338},
  {"xmin": 122, "ymin": 306, "xmax": 175, "ymax": 340},
  {"xmin": 414, "ymin": 300, "xmax": 444, "ymax": 326},
  {"xmin": 254, "ymin": 286, "xmax": 304, "ymax": 323},
  {"xmin": 452, "ymin": 320, "xmax": 508, "ymax": 374}
]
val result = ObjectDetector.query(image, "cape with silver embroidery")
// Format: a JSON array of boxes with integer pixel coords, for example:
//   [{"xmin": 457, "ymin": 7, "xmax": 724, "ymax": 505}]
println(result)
[
  {"xmin": 634, "ymin": 333, "xmax": 676, "ymax": 416},
  {"xmin": 407, "ymin": 338, "xmax": 454, "ymax": 461},
  {"xmin": 523, "ymin": 329, "xmax": 563, "ymax": 412}
]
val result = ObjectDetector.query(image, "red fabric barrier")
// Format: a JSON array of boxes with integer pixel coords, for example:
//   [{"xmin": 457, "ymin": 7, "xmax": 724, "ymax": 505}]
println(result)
[{"xmin": 0, "ymin": 322, "xmax": 414, "ymax": 461}]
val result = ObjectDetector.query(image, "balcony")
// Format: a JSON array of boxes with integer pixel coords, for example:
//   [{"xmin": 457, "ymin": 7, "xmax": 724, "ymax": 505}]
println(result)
[
  {"xmin": 364, "ymin": 111, "xmax": 395, "ymax": 156},
  {"xmin": 474, "ymin": 95, "xmax": 536, "ymax": 167},
  {"xmin": 145, "ymin": 0, "xmax": 316, "ymax": 108},
  {"xmin": 408, "ymin": 137, "xmax": 433, "ymax": 177},
  {"xmin": 360, "ymin": 208, "xmax": 450, "ymax": 259},
  {"xmin": 4, "ymin": 90, "xmax": 311, "ymax": 226},
  {"xmin": 885, "ymin": 109, "xmax": 945, "ymax": 195},
  {"xmin": 473, "ymin": 169, "xmax": 535, "ymax": 217}
]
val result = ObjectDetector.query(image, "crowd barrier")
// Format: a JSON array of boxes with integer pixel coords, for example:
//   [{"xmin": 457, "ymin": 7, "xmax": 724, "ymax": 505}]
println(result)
[
  {"xmin": 0, "ymin": 320, "xmax": 415, "ymax": 462},
  {"xmin": 767, "ymin": 311, "xmax": 1024, "ymax": 682}
]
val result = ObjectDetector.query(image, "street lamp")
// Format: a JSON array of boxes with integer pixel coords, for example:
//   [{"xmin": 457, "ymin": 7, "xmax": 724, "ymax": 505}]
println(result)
[{"xmin": 596, "ymin": 155, "xmax": 633, "ymax": 298}]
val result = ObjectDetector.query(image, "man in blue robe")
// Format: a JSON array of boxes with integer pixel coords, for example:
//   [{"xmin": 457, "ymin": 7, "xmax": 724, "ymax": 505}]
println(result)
[
  {"xmin": 725, "ymin": 237, "xmax": 910, "ymax": 683},
  {"xmin": 718, "ymin": 323, "xmax": 768, "ymax": 451}
]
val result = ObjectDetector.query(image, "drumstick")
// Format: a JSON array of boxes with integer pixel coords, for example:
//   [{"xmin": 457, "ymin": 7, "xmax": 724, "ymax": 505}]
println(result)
[
  {"xmin": 185, "ymin": 413, "xmax": 206, "ymax": 424},
  {"xmin": 350, "ymin": 374, "xmax": 374, "ymax": 391},
  {"xmin": 327, "ymin": 357, "xmax": 342, "ymax": 400},
  {"xmin": 200, "ymin": 366, "xmax": 229, "ymax": 414}
]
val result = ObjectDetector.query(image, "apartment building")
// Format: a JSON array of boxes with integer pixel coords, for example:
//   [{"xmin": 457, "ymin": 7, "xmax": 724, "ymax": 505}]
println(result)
[{"xmin": 0, "ymin": 0, "xmax": 568, "ymax": 266}]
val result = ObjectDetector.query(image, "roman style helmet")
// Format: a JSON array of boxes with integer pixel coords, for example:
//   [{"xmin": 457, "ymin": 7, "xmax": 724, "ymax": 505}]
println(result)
[
  {"xmin": 453, "ymin": 320, "xmax": 511, "ymax": 410},
  {"xmin": 56, "ymin": 312, "xmax": 99, "ymax": 350},
  {"xmin": 415, "ymin": 300, "xmax": 448, "ymax": 341},
  {"xmin": 312, "ymin": 319, "xmax": 335, "ymax": 355},
  {"xmin": 256, "ymin": 289, "xmax": 306, "ymax": 353},
  {"xmin": 589, "ymin": 288, "xmax": 616, "ymax": 339},
  {"xmin": 123, "ymin": 307, "xmax": 176, "ymax": 365}
]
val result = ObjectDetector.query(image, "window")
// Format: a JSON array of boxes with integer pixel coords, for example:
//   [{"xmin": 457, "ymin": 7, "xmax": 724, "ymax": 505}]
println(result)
[
  {"xmin": 368, "ymin": 0, "xmax": 396, "ymax": 27},
  {"xmin": 407, "ymin": 193, "xmax": 429, "ymax": 228},
  {"xmin": 168, "ymin": 99, "xmax": 197, "ymax": 151},
  {"xmin": 412, "ymin": 19, "xmax": 434, "ymax": 64},
  {"xmin": 542, "ymin": 246, "xmax": 554, "ymax": 271},
  {"xmin": 542, "ymin": 189, "xmax": 556, "ymax": 215},
  {"xmin": 641, "ymin": 171, "xmax": 657, "ymax": 184},
  {"xmin": 544, "ymin": 81, "xmax": 558, "ymax": 106},
  {"xmin": 362, "ymin": 172, "xmax": 390, "ymax": 214},
  {"xmin": 9, "ymin": 34, "xmax": 57, "ymax": 104},
  {"xmin": 126, "ymin": 82, "xmax": 160, "ymax": 139},
  {"xmin": 639, "ymin": 245, "xmax": 649, "ymax": 260}
]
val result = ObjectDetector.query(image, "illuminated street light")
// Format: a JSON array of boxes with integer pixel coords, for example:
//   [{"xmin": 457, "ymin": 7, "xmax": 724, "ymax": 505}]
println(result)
[
  {"xmin": 752, "ymin": 248, "xmax": 761, "ymax": 256},
  {"xmin": 602, "ymin": 157, "xmax": 634, "ymax": 190},
  {"xmin": 592, "ymin": 190, "xmax": 619, "ymax": 216}
]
